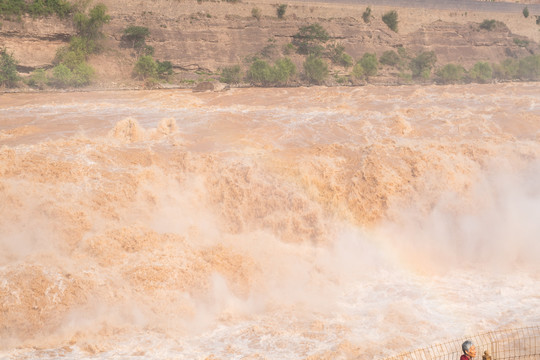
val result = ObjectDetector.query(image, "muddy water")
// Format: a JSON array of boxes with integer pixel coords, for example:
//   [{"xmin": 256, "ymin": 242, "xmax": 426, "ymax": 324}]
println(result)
[{"xmin": 1, "ymin": 84, "xmax": 539, "ymax": 360}]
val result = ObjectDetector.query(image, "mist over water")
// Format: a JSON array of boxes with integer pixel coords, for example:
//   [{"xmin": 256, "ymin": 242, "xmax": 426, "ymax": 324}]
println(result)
[{"xmin": 1, "ymin": 84, "xmax": 539, "ymax": 359}]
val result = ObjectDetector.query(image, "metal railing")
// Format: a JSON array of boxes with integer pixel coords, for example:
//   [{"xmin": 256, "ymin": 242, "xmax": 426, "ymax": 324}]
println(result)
[{"xmin": 383, "ymin": 326, "xmax": 540, "ymax": 360}]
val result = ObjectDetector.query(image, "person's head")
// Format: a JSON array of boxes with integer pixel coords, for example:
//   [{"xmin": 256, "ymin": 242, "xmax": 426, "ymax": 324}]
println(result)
[{"xmin": 462, "ymin": 340, "xmax": 476, "ymax": 358}]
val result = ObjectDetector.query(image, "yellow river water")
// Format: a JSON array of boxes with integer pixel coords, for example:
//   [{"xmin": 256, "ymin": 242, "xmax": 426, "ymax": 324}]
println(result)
[{"xmin": 1, "ymin": 84, "xmax": 539, "ymax": 359}]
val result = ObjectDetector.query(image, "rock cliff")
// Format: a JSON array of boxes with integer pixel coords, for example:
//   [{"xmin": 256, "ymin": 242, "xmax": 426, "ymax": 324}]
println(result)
[{"xmin": 1, "ymin": 0, "xmax": 539, "ymax": 86}]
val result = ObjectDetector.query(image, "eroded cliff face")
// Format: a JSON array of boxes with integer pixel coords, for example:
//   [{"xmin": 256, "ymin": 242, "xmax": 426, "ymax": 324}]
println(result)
[
  {"xmin": 404, "ymin": 20, "xmax": 536, "ymax": 67},
  {"xmin": 0, "ymin": 0, "xmax": 539, "ymax": 85},
  {"xmin": 0, "ymin": 17, "xmax": 73, "ymax": 70}
]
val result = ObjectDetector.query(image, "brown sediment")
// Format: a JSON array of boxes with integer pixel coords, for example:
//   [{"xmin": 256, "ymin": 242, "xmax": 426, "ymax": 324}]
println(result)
[{"xmin": 0, "ymin": 85, "xmax": 539, "ymax": 357}]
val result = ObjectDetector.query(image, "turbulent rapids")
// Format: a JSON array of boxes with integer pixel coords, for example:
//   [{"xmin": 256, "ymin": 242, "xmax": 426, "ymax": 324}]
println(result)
[{"xmin": 1, "ymin": 84, "xmax": 540, "ymax": 360}]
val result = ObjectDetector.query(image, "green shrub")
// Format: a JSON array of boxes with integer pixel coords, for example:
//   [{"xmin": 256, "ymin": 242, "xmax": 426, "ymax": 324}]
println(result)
[
  {"xmin": 410, "ymin": 51, "xmax": 437, "ymax": 79},
  {"xmin": 335, "ymin": 74, "xmax": 348, "ymax": 84},
  {"xmin": 68, "ymin": 36, "xmax": 97, "ymax": 55},
  {"xmin": 122, "ymin": 26, "xmax": 150, "ymax": 51},
  {"xmin": 327, "ymin": 43, "xmax": 353, "ymax": 68},
  {"xmin": 536, "ymin": 15, "xmax": 540, "ymax": 25},
  {"xmin": 260, "ymin": 38, "xmax": 277, "ymax": 59},
  {"xmin": 362, "ymin": 6, "xmax": 371, "ymax": 23},
  {"xmin": 133, "ymin": 55, "xmax": 158, "ymax": 80},
  {"xmin": 513, "ymin": 38, "xmax": 529, "ymax": 48},
  {"xmin": 277, "ymin": 4, "xmax": 286, "ymax": 19},
  {"xmin": 142, "ymin": 45, "xmax": 154, "ymax": 56},
  {"xmin": 518, "ymin": 55, "xmax": 540, "ymax": 80},
  {"xmin": 397, "ymin": 46, "xmax": 410, "ymax": 60},
  {"xmin": 292, "ymin": 23, "xmax": 329, "ymax": 55},
  {"xmin": 251, "ymin": 7, "xmax": 261, "ymax": 20},
  {"xmin": 379, "ymin": 50, "xmax": 400, "ymax": 67},
  {"xmin": 496, "ymin": 58, "xmax": 519, "ymax": 79},
  {"xmin": 71, "ymin": 61, "xmax": 94, "ymax": 86},
  {"xmin": 50, "ymin": 63, "xmax": 72, "ymax": 87},
  {"xmin": 0, "ymin": 0, "xmax": 26, "ymax": 16},
  {"xmin": 74, "ymin": 3, "xmax": 110, "ymax": 40},
  {"xmin": 26, "ymin": 68, "xmax": 48, "ymax": 88},
  {"xmin": 351, "ymin": 62, "xmax": 364, "ymax": 79},
  {"xmin": 282, "ymin": 43, "xmax": 295, "ymax": 55},
  {"xmin": 50, "ymin": 61, "xmax": 93, "ymax": 87},
  {"xmin": 245, "ymin": 57, "xmax": 296, "ymax": 86},
  {"xmin": 0, "ymin": 0, "xmax": 71, "ymax": 17},
  {"xmin": 303, "ymin": 55, "xmax": 328, "ymax": 84},
  {"xmin": 469, "ymin": 61, "xmax": 492, "ymax": 83},
  {"xmin": 55, "ymin": 36, "xmax": 97, "ymax": 70},
  {"xmin": 327, "ymin": 43, "xmax": 344, "ymax": 62},
  {"xmin": 157, "ymin": 60, "xmax": 173, "ymax": 79},
  {"xmin": 491, "ymin": 62, "xmax": 505, "ymax": 80},
  {"xmin": 247, "ymin": 59, "xmax": 273, "ymax": 86},
  {"xmin": 0, "ymin": 47, "xmax": 20, "ymax": 87},
  {"xmin": 523, "ymin": 6, "xmax": 529, "ymax": 18},
  {"xmin": 359, "ymin": 53, "xmax": 378, "ymax": 77},
  {"xmin": 339, "ymin": 53, "xmax": 353, "ymax": 68},
  {"xmin": 351, "ymin": 54, "xmax": 378, "ymax": 79},
  {"xmin": 27, "ymin": 0, "xmax": 47, "ymax": 15},
  {"xmin": 28, "ymin": 0, "xmax": 72, "ymax": 17},
  {"xmin": 398, "ymin": 71, "xmax": 412, "ymax": 83},
  {"xmin": 479, "ymin": 19, "xmax": 504, "ymax": 31},
  {"xmin": 273, "ymin": 57, "xmax": 296, "ymax": 85},
  {"xmin": 58, "ymin": 49, "xmax": 86, "ymax": 69},
  {"xmin": 220, "ymin": 65, "xmax": 242, "ymax": 84},
  {"xmin": 436, "ymin": 63, "xmax": 466, "ymax": 84},
  {"xmin": 382, "ymin": 10, "xmax": 398, "ymax": 32}
]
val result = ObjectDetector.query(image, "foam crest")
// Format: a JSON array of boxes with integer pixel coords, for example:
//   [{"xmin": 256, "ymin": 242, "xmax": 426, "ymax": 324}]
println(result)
[{"xmin": 108, "ymin": 117, "xmax": 179, "ymax": 143}]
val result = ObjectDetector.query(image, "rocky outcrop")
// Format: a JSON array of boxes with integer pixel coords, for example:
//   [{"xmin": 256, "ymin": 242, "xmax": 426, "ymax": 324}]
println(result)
[
  {"xmin": 0, "ymin": 16, "xmax": 73, "ymax": 71},
  {"xmin": 193, "ymin": 81, "xmax": 229, "ymax": 92}
]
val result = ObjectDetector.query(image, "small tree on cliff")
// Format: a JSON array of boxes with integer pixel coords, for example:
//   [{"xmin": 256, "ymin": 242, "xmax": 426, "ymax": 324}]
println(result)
[
  {"xmin": 351, "ymin": 62, "xmax": 364, "ymax": 79},
  {"xmin": 327, "ymin": 43, "xmax": 353, "ymax": 68},
  {"xmin": 122, "ymin": 25, "xmax": 154, "ymax": 56},
  {"xmin": 122, "ymin": 26, "xmax": 150, "ymax": 53},
  {"xmin": 273, "ymin": 57, "xmax": 296, "ymax": 85},
  {"xmin": 292, "ymin": 23, "xmax": 330, "ymax": 56},
  {"xmin": 251, "ymin": 7, "xmax": 261, "ymax": 20},
  {"xmin": 436, "ymin": 63, "xmax": 466, "ymax": 84},
  {"xmin": 362, "ymin": 6, "xmax": 371, "ymax": 23},
  {"xmin": 49, "ymin": 62, "xmax": 94, "ymax": 87},
  {"xmin": 410, "ymin": 51, "xmax": 437, "ymax": 79},
  {"xmin": 0, "ymin": 0, "xmax": 72, "ymax": 18},
  {"xmin": 379, "ymin": 50, "xmax": 400, "ymax": 67},
  {"xmin": 358, "ymin": 53, "xmax": 378, "ymax": 77},
  {"xmin": 468, "ymin": 61, "xmax": 492, "ymax": 83},
  {"xmin": 382, "ymin": 10, "xmax": 398, "ymax": 32},
  {"xmin": 247, "ymin": 59, "xmax": 273, "ymax": 86},
  {"xmin": 133, "ymin": 55, "xmax": 158, "ymax": 80},
  {"xmin": 0, "ymin": 48, "xmax": 20, "ymax": 87},
  {"xmin": 74, "ymin": 3, "xmax": 110, "ymax": 41},
  {"xmin": 221, "ymin": 65, "xmax": 243, "ymax": 84},
  {"xmin": 518, "ymin": 55, "xmax": 540, "ymax": 80},
  {"xmin": 303, "ymin": 55, "xmax": 328, "ymax": 84},
  {"xmin": 277, "ymin": 4, "xmax": 287, "ymax": 19}
]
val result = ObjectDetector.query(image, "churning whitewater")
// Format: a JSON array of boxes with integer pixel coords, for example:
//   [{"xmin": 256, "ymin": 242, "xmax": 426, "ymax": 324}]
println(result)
[{"xmin": 1, "ymin": 84, "xmax": 539, "ymax": 360}]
